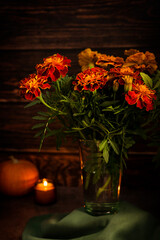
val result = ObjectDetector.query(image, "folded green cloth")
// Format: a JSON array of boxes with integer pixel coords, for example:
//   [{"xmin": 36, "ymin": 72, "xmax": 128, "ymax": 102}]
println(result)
[{"xmin": 22, "ymin": 202, "xmax": 160, "ymax": 240}]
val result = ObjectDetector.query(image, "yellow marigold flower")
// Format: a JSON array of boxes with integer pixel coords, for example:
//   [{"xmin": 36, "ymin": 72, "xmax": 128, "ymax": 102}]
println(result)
[
  {"xmin": 123, "ymin": 51, "xmax": 158, "ymax": 74},
  {"xmin": 78, "ymin": 48, "xmax": 99, "ymax": 71},
  {"xmin": 96, "ymin": 54, "xmax": 124, "ymax": 69}
]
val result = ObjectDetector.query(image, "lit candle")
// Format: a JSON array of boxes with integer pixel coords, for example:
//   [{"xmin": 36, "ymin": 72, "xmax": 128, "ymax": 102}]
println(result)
[{"xmin": 34, "ymin": 178, "xmax": 56, "ymax": 204}]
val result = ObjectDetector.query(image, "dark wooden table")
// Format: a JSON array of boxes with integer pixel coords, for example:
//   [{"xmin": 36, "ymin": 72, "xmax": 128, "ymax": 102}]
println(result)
[{"xmin": 0, "ymin": 186, "xmax": 160, "ymax": 240}]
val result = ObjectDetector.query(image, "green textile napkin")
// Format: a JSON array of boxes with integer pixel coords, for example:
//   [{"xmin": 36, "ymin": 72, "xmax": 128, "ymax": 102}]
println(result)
[{"xmin": 22, "ymin": 202, "xmax": 160, "ymax": 240}]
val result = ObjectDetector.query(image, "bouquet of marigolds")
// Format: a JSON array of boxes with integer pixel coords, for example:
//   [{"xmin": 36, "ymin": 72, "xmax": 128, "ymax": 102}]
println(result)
[{"xmin": 19, "ymin": 49, "xmax": 160, "ymax": 169}]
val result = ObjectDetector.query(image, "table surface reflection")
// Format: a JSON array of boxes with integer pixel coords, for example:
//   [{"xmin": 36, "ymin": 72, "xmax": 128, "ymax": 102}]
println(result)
[{"xmin": 0, "ymin": 186, "xmax": 160, "ymax": 240}]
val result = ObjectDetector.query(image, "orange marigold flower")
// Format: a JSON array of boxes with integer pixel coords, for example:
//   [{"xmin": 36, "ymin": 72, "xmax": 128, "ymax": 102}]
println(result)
[
  {"xmin": 125, "ymin": 83, "xmax": 157, "ymax": 111},
  {"xmin": 123, "ymin": 51, "xmax": 158, "ymax": 74},
  {"xmin": 96, "ymin": 54, "xmax": 124, "ymax": 69},
  {"xmin": 109, "ymin": 67, "xmax": 143, "ymax": 85},
  {"xmin": 36, "ymin": 53, "xmax": 71, "ymax": 81},
  {"xmin": 73, "ymin": 67, "xmax": 108, "ymax": 92},
  {"xmin": 119, "ymin": 67, "xmax": 135, "ymax": 75},
  {"xmin": 78, "ymin": 48, "xmax": 99, "ymax": 71},
  {"xmin": 19, "ymin": 74, "xmax": 51, "ymax": 100}
]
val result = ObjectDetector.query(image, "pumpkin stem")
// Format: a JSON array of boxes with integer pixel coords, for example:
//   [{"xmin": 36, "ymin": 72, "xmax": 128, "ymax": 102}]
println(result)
[{"xmin": 9, "ymin": 156, "xmax": 19, "ymax": 164}]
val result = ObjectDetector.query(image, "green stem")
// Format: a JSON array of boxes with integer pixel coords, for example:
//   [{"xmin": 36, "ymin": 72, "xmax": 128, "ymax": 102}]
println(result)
[
  {"xmin": 56, "ymin": 80, "xmax": 61, "ymax": 93},
  {"xmin": 39, "ymin": 116, "xmax": 52, "ymax": 151},
  {"xmin": 79, "ymin": 130, "xmax": 86, "ymax": 140},
  {"xmin": 37, "ymin": 94, "xmax": 66, "ymax": 115},
  {"xmin": 96, "ymin": 175, "xmax": 111, "ymax": 199},
  {"xmin": 37, "ymin": 95, "xmax": 54, "ymax": 110}
]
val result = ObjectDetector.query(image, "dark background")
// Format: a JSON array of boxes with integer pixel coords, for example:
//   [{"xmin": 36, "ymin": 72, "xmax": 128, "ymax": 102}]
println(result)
[{"xmin": 0, "ymin": 0, "xmax": 160, "ymax": 187}]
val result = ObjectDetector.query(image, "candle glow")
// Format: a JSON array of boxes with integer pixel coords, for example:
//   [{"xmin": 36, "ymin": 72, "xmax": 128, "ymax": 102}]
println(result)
[
  {"xmin": 34, "ymin": 178, "xmax": 55, "ymax": 204},
  {"xmin": 43, "ymin": 179, "xmax": 48, "ymax": 186}
]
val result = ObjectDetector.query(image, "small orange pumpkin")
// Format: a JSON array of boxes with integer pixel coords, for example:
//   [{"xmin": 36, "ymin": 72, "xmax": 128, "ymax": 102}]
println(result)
[{"xmin": 0, "ymin": 156, "xmax": 39, "ymax": 196}]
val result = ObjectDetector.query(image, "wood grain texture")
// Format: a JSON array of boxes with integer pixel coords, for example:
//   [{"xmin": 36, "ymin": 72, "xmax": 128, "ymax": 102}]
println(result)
[{"xmin": 0, "ymin": 0, "xmax": 160, "ymax": 49}]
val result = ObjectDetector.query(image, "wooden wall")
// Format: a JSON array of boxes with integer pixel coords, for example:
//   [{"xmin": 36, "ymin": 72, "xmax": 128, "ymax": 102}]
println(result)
[{"xmin": 0, "ymin": 0, "xmax": 160, "ymax": 187}]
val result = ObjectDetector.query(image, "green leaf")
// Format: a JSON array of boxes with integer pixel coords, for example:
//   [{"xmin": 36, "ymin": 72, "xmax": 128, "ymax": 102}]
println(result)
[
  {"xmin": 48, "ymin": 118, "xmax": 55, "ymax": 124},
  {"xmin": 24, "ymin": 99, "xmax": 40, "ymax": 108},
  {"xmin": 102, "ymin": 106, "xmax": 114, "ymax": 112},
  {"xmin": 85, "ymin": 173, "xmax": 91, "ymax": 190},
  {"xmin": 114, "ymin": 108, "xmax": 126, "ymax": 114},
  {"xmin": 34, "ymin": 129, "xmax": 43, "ymax": 137},
  {"xmin": 82, "ymin": 120, "xmax": 89, "ymax": 127},
  {"xmin": 88, "ymin": 110, "xmax": 92, "ymax": 117},
  {"xmin": 106, "ymin": 119, "xmax": 115, "ymax": 129},
  {"xmin": 99, "ymin": 139, "xmax": 108, "ymax": 151},
  {"xmin": 72, "ymin": 127, "xmax": 86, "ymax": 131},
  {"xmin": 103, "ymin": 146, "xmax": 109, "ymax": 163},
  {"xmin": 73, "ymin": 112, "xmax": 85, "ymax": 117},
  {"xmin": 37, "ymin": 111, "xmax": 51, "ymax": 117},
  {"xmin": 99, "ymin": 140, "xmax": 110, "ymax": 163},
  {"xmin": 32, "ymin": 116, "xmax": 48, "ymax": 120},
  {"xmin": 140, "ymin": 72, "xmax": 153, "ymax": 88},
  {"xmin": 125, "ymin": 141, "xmax": 135, "ymax": 149},
  {"xmin": 45, "ymin": 130, "xmax": 55, "ymax": 138},
  {"xmin": 100, "ymin": 100, "xmax": 119, "ymax": 107},
  {"xmin": 122, "ymin": 150, "xmax": 128, "ymax": 160},
  {"xmin": 108, "ymin": 139, "xmax": 119, "ymax": 155},
  {"xmin": 96, "ymin": 122, "xmax": 109, "ymax": 134},
  {"xmin": 153, "ymin": 70, "xmax": 160, "ymax": 82},
  {"xmin": 153, "ymin": 79, "xmax": 160, "ymax": 90},
  {"xmin": 32, "ymin": 123, "xmax": 45, "ymax": 129},
  {"xmin": 91, "ymin": 118, "xmax": 95, "ymax": 124}
]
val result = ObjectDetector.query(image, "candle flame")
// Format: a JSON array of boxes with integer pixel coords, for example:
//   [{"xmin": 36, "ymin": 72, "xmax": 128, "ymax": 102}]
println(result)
[{"xmin": 43, "ymin": 179, "xmax": 48, "ymax": 186}]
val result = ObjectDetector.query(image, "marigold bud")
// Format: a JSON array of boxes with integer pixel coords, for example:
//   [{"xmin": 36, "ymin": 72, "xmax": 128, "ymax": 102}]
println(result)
[
  {"xmin": 124, "ymin": 83, "xmax": 132, "ymax": 92},
  {"xmin": 128, "ymin": 83, "xmax": 132, "ymax": 91},
  {"xmin": 113, "ymin": 81, "xmax": 119, "ymax": 92},
  {"xmin": 123, "ymin": 75, "xmax": 133, "ymax": 84}
]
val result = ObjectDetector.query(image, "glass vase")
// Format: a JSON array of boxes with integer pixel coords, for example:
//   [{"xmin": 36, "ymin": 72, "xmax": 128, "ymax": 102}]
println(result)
[{"xmin": 79, "ymin": 140, "xmax": 121, "ymax": 216}]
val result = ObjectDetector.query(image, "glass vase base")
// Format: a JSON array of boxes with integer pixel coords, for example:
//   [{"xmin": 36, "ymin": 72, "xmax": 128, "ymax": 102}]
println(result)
[{"xmin": 84, "ymin": 202, "xmax": 119, "ymax": 216}]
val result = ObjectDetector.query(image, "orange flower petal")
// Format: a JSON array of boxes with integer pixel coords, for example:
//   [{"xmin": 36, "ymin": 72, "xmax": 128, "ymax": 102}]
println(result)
[
  {"xmin": 36, "ymin": 54, "xmax": 71, "ymax": 81},
  {"xmin": 74, "ymin": 67, "xmax": 108, "ymax": 92},
  {"xmin": 19, "ymin": 74, "xmax": 51, "ymax": 101},
  {"xmin": 125, "ymin": 84, "xmax": 156, "ymax": 111}
]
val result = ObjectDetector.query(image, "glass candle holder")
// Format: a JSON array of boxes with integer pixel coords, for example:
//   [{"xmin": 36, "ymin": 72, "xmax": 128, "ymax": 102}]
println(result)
[{"xmin": 34, "ymin": 178, "xmax": 56, "ymax": 205}]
